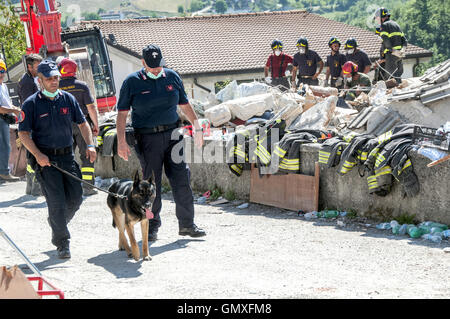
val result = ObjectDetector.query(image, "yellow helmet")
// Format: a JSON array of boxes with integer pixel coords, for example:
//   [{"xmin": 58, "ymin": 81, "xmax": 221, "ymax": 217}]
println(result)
[{"xmin": 0, "ymin": 59, "xmax": 6, "ymax": 71}]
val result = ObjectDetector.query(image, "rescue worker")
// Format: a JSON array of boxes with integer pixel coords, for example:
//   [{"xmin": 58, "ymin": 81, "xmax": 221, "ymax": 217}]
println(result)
[
  {"xmin": 18, "ymin": 53, "xmax": 43, "ymax": 195},
  {"xmin": 324, "ymin": 37, "xmax": 346, "ymax": 89},
  {"xmin": 0, "ymin": 59, "xmax": 21, "ymax": 182},
  {"xmin": 344, "ymin": 38, "xmax": 371, "ymax": 74},
  {"xmin": 291, "ymin": 37, "xmax": 323, "ymax": 90},
  {"xmin": 341, "ymin": 61, "xmax": 372, "ymax": 101},
  {"xmin": 116, "ymin": 44, "xmax": 206, "ymax": 242},
  {"xmin": 18, "ymin": 54, "xmax": 43, "ymax": 105},
  {"xmin": 18, "ymin": 60, "xmax": 97, "ymax": 259},
  {"xmin": 264, "ymin": 39, "xmax": 293, "ymax": 91},
  {"xmin": 374, "ymin": 7, "xmax": 407, "ymax": 84},
  {"xmin": 58, "ymin": 57, "xmax": 99, "ymax": 196}
]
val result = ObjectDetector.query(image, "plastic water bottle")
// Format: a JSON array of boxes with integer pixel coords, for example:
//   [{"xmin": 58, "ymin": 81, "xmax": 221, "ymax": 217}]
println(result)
[
  {"xmin": 376, "ymin": 223, "xmax": 391, "ymax": 230},
  {"xmin": 442, "ymin": 230, "xmax": 450, "ymax": 239},
  {"xmin": 422, "ymin": 233, "xmax": 442, "ymax": 244},
  {"xmin": 390, "ymin": 220, "xmax": 399, "ymax": 228},
  {"xmin": 392, "ymin": 223, "xmax": 406, "ymax": 235},
  {"xmin": 407, "ymin": 225, "xmax": 423, "ymax": 238},
  {"xmin": 319, "ymin": 210, "xmax": 339, "ymax": 218},
  {"xmin": 419, "ymin": 225, "xmax": 433, "ymax": 234},
  {"xmin": 392, "ymin": 225, "xmax": 400, "ymax": 235},
  {"xmin": 304, "ymin": 211, "xmax": 318, "ymax": 219},
  {"xmin": 431, "ymin": 227, "xmax": 445, "ymax": 234},
  {"xmin": 398, "ymin": 224, "xmax": 408, "ymax": 235}
]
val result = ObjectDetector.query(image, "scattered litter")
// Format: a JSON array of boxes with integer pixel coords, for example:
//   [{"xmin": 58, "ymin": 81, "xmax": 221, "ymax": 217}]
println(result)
[
  {"xmin": 197, "ymin": 196, "xmax": 207, "ymax": 204},
  {"xmin": 443, "ymin": 247, "xmax": 450, "ymax": 253},
  {"xmin": 237, "ymin": 203, "xmax": 249, "ymax": 209},
  {"xmin": 337, "ymin": 220, "xmax": 345, "ymax": 227},
  {"xmin": 376, "ymin": 222, "xmax": 392, "ymax": 230},
  {"xmin": 210, "ymin": 199, "xmax": 229, "ymax": 206},
  {"xmin": 304, "ymin": 211, "xmax": 318, "ymax": 219}
]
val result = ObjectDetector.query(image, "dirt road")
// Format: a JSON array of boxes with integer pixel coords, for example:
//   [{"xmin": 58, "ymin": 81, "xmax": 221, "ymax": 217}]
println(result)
[{"xmin": 0, "ymin": 180, "xmax": 449, "ymax": 299}]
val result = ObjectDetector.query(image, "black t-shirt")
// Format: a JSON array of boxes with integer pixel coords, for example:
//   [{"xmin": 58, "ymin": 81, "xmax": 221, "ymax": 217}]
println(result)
[
  {"xmin": 18, "ymin": 72, "xmax": 38, "ymax": 107},
  {"xmin": 59, "ymin": 77, "xmax": 95, "ymax": 117},
  {"xmin": 326, "ymin": 53, "xmax": 347, "ymax": 78},
  {"xmin": 293, "ymin": 50, "xmax": 322, "ymax": 77},
  {"xmin": 345, "ymin": 49, "xmax": 371, "ymax": 74}
]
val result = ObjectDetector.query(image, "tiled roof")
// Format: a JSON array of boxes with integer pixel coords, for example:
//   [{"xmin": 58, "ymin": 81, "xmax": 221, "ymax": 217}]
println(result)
[{"xmin": 80, "ymin": 10, "xmax": 432, "ymax": 76}]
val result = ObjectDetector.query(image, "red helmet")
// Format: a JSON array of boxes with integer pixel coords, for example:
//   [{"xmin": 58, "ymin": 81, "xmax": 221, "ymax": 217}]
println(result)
[
  {"xmin": 342, "ymin": 61, "xmax": 358, "ymax": 76},
  {"xmin": 58, "ymin": 58, "xmax": 77, "ymax": 77}
]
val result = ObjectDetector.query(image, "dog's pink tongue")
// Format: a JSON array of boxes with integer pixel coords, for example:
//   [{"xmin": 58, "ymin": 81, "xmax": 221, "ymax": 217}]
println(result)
[{"xmin": 145, "ymin": 208, "xmax": 154, "ymax": 219}]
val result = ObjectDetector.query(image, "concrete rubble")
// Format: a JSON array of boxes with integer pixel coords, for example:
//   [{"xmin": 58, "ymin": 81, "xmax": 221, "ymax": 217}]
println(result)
[{"xmin": 189, "ymin": 59, "xmax": 450, "ymax": 140}]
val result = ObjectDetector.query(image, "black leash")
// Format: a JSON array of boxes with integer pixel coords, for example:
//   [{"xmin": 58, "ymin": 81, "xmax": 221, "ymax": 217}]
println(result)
[{"xmin": 49, "ymin": 162, "xmax": 128, "ymax": 200}]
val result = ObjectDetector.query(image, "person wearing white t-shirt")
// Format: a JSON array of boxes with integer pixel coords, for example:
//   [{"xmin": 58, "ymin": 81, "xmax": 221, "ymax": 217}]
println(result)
[{"xmin": 0, "ymin": 59, "xmax": 21, "ymax": 181}]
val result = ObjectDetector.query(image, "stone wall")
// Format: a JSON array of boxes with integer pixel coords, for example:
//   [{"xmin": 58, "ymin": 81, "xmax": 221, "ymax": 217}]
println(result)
[{"xmin": 89, "ymin": 138, "xmax": 450, "ymax": 225}]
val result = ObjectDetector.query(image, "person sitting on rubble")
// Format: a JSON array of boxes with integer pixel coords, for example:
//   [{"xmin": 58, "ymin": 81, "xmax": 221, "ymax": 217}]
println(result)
[
  {"xmin": 264, "ymin": 39, "xmax": 293, "ymax": 92},
  {"xmin": 341, "ymin": 61, "xmax": 372, "ymax": 101},
  {"xmin": 344, "ymin": 38, "xmax": 371, "ymax": 75},
  {"xmin": 291, "ymin": 37, "xmax": 323, "ymax": 90},
  {"xmin": 324, "ymin": 37, "xmax": 346, "ymax": 89}
]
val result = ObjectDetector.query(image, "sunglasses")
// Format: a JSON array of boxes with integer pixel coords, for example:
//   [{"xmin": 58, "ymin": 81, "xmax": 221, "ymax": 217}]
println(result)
[{"xmin": 0, "ymin": 70, "xmax": 6, "ymax": 74}]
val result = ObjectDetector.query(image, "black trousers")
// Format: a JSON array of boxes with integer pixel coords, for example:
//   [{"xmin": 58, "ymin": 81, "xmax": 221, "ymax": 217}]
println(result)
[
  {"xmin": 385, "ymin": 53, "xmax": 403, "ymax": 84},
  {"xmin": 135, "ymin": 128, "xmax": 195, "ymax": 231},
  {"xmin": 297, "ymin": 77, "xmax": 319, "ymax": 86},
  {"xmin": 271, "ymin": 77, "xmax": 290, "ymax": 91},
  {"xmin": 35, "ymin": 152, "xmax": 83, "ymax": 248}
]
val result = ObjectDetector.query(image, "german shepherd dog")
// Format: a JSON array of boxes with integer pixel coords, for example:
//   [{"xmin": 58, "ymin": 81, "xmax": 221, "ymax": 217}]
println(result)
[{"xmin": 107, "ymin": 171, "xmax": 155, "ymax": 261}]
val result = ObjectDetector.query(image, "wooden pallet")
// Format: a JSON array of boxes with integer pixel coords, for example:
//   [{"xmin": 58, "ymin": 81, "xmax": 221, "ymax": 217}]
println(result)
[{"xmin": 250, "ymin": 162, "xmax": 319, "ymax": 212}]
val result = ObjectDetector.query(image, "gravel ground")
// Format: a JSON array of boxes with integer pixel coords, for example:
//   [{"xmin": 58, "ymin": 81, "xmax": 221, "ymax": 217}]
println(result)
[{"xmin": 0, "ymin": 180, "xmax": 449, "ymax": 299}]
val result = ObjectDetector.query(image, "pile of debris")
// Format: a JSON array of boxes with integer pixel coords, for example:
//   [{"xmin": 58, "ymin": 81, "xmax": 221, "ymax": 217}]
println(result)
[{"xmin": 189, "ymin": 60, "xmax": 450, "ymax": 139}]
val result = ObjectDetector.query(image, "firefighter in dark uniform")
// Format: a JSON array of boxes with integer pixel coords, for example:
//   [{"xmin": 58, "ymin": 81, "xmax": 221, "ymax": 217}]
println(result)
[
  {"xmin": 18, "ymin": 60, "xmax": 97, "ymax": 259},
  {"xmin": 18, "ymin": 53, "xmax": 43, "ymax": 196},
  {"xmin": 116, "ymin": 44, "xmax": 206, "ymax": 242},
  {"xmin": 324, "ymin": 37, "xmax": 347, "ymax": 89},
  {"xmin": 344, "ymin": 38, "xmax": 372, "ymax": 74},
  {"xmin": 264, "ymin": 39, "xmax": 294, "ymax": 91},
  {"xmin": 374, "ymin": 7, "xmax": 407, "ymax": 84},
  {"xmin": 291, "ymin": 37, "xmax": 323, "ymax": 90},
  {"xmin": 58, "ymin": 58, "xmax": 99, "ymax": 196}
]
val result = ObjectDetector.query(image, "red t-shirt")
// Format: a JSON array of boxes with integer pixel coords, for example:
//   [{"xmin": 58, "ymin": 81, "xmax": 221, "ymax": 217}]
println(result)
[{"xmin": 266, "ymin": 53, "xmax": 293, "ymax": 78}]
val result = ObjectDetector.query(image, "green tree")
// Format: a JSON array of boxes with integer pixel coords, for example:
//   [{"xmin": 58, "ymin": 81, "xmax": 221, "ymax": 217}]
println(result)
[
  {"xmin": 215, "ymin": 0, "xmax": 228, "ymax": 13},
  {"xmin": 0, "ymin": 0, "xmax": 26, "ymax": 66},
  {"xmin": 178, "ymin": 5, "xmax": 185, "ymax": 14},
  {"xmin": 190, "ymin": 0, "xmax": 206, "ymax": 12},
  {"xmin": 83, "ymin": 12, "xmax": 101, "ymax": 21}
]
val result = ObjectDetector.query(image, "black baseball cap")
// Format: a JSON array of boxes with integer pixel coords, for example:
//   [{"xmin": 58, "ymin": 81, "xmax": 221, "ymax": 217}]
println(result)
[
  {"xmin": 37, "ymin": 60, "xmax": 61, "ymax": 77},
  {"xmin": 142, "ymin": 44, "xmax": 166, "ymax": 68}
]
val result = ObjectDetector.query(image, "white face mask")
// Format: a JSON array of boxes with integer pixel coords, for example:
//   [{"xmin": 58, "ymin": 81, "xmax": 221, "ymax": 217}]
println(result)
[
  {"xmin": 345, "ymin": 77, "xmax": 352, "ymax": 83},
  {"xmin": 298, "ymin": 48, "xmax": 306, "ymax": 54},
  {"xmin": 346, "ymin": 49, "xmax": 355, "ymax": 55},
  {"xmin": 274, "ymin": 50, "xmax": 281, "ymax": 56}
]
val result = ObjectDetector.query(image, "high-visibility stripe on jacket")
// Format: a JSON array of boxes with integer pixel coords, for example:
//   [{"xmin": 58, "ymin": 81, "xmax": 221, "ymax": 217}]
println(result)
[
  {"xmin": 318, "ymin": 137, "xmax": 347, "ymax": 168},
  {"xmin": 364, "ymin": 124, "xmax": 415, "ymax": 170},
  {"xmin": 338, "ymin": 134, "xmax": 375, "ymax": 175},
  {"xmin": 272, "ymin": 131, "xmax": 318, "ymax": 174}
]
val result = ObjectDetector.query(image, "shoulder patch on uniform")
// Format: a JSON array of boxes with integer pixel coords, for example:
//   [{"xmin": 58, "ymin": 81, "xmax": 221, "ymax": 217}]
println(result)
[{"xmin": 166, "ymin": 84, "xmax": 174, "ymax": 92}]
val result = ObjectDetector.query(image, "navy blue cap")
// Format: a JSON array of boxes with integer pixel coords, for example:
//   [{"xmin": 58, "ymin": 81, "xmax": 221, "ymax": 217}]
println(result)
[
  {"xmin": 142, "ymin": 44, "xmax": 166, "ymax": 68},
  {"xmin": 37, "ymin": 60, "xmax": 61, "ymax": 78}
]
